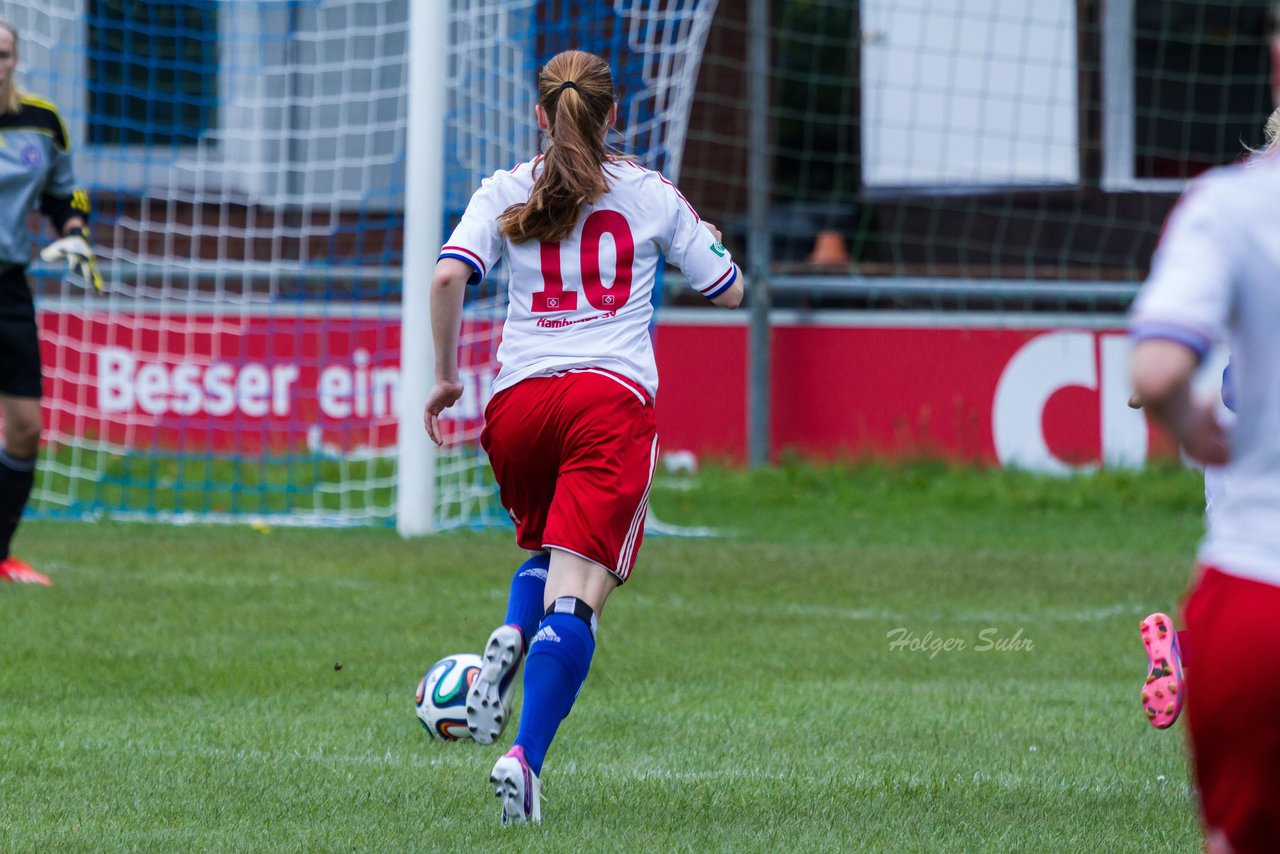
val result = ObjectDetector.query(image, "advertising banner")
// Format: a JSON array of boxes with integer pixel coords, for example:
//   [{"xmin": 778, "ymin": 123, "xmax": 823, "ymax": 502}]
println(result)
[{"xmin": 40, "ymin": 311, "xmax": 1190, "ymax": 472}]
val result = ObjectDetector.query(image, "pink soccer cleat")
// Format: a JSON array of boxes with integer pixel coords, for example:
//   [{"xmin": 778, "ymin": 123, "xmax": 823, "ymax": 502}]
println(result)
[
  {"xmin": 0, "ymin": 556, "xmax": 51, "ymax": 586},
  {"xmin": 1140, "ymin": 612, "xmax": 1184, "ymax": 729},
  {"xmin": 490, "ymin": 744, "xmax": 542, "ymax": 825}
]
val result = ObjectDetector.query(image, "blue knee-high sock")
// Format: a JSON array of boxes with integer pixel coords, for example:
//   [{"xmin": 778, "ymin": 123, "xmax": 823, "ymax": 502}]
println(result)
[
  {"xmin": 504, "ymin": 553, "xmax": 549, "ymax": 651},
  {"xmin": 514, "ymin": 608, "xmax": 596, "ymax": 776}
]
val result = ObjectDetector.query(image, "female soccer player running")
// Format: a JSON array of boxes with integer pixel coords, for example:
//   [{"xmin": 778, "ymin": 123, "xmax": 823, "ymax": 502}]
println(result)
[
  {"xmin": 1136, "ymin": 362, "xmax": 1233, "ymax": 730},
  {"xmin": 424, "ymin": 50, "xmax": 743, "ymax": 825},
  {"xmin": 1129, "ymin": 135, "xmax": 1280, "ymax": 852},
  {"xmin": 1135, "ymin": 106, "xmax": 1278, "ymax": 731}
]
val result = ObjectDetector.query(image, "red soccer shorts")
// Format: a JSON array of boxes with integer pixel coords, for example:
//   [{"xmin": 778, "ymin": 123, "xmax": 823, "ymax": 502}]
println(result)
[
  {"xmin": 480, "ymin": 369, "xmax": 658, "ymax": 582},
  {"xmin": 1182, "ymin": 565, "xmax": 1280, "ymax": 853}
]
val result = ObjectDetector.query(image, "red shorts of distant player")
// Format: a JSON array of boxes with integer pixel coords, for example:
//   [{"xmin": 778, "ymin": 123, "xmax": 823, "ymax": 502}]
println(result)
[
  {"xmin": 1182, "ymin": 565, "xmax": 1280, "ymax": 853},
  {"xmin": 480, "ymin": 369, "xmax": 658, "ymax": 582}
]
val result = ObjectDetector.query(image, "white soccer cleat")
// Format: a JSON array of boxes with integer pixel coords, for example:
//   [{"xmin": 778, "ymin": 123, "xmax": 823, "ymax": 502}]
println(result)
[
  {"xmin": 466, "ymin": 623, "xmax": 523, "ymax": 744},
  {"xmin": 491, "ymin": 744, "xmax": 542, "ymax": 825}
]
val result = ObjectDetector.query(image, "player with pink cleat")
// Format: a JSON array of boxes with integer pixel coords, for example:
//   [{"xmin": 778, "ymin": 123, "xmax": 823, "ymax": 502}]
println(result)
[
  {"xmin": 426, "ymin": 49, "xmax": 743, "ymax": 825},
  {"xmin": 1131, "ymin": 358, "xmax": 1231, "ymax": 730},
  {"xmin": 1128, "ymin": 41, "xmax": 1280, "ymax": 839}
]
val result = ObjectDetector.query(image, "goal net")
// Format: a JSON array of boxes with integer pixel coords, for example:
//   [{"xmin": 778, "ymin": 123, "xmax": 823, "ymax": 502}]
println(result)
[
  {"xmin": 675, "ymin": 0, "xmax": 1273, "ymax": 310},
  {"xmin": 22, "ymin": 1, "xmax": 1253, "ymax": 521},
  {"xmin": 18, "ymin": 0, "xmax": 716, "ymax": 528}
]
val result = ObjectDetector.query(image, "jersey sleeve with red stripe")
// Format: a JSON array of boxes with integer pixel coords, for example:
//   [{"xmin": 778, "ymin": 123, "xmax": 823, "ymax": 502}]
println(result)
[
  {"xmin": 439, "ymin": 169, "xmax": 511, "ymax": 285},
  {"xmin": 1129, "ymin": 171, "xmax": 1236, "ymax": 359},
  {"xmin": 653, "ymin": 171, "xmax": 740, "ymax": 300}
]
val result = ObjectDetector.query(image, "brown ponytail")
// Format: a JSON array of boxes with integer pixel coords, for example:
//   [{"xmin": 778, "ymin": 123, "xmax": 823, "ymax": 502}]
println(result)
[{"xmin": 499, "ymin": 50, "xmax": 616, "ymax": 244}]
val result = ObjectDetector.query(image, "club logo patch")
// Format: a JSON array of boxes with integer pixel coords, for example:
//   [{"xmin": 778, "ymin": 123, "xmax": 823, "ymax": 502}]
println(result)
[{"xmin": 20, "ymin": 144, "xmax": 40, "ymax": 168}]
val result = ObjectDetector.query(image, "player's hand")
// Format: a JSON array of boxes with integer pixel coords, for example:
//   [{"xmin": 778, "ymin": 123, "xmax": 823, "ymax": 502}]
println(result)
[
  {"xmin": 40, "ymin": 226, "xmax": 103, "ymax": 291},
  {"xmin": 1179, "ymin": 398, "xmax": 1230, "ymax": 467},
  {"xmin": 703, "ymin": 221, "xmax": 723, "ymax": 243},
  {"xmin": 424, "ymin": 379, "xmax": 465, "ymax": 446}
]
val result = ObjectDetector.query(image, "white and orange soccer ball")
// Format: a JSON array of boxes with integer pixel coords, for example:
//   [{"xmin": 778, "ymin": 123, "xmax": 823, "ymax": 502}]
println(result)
[{"xmin": 415, "ymin": 653, "xmax": 483, "ymax": 741}]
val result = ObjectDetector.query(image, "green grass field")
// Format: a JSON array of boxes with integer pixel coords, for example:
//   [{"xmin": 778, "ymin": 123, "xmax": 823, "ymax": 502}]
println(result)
[{"xmin": 1, "ymin": 462, "xmax": 1205, "ymax": 852}]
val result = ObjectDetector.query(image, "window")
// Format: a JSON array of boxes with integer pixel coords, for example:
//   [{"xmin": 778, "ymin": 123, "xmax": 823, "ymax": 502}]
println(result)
[
  {"xmin": 860, "ymin": 0, "xmax": 1079, "ymax": 189},
  {"xmin": 86, "ymin": 0, "xmax": 219, "ymax": 147},
  {"xmin": 1104, "ymin": 0, "xmax": 1272, "ymax": 188}
]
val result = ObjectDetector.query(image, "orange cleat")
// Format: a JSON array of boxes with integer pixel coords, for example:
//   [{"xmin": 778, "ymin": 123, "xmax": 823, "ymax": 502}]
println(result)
[
  {"xmin": 0, "ymin": 556, "xmax": 51, "ymax": 586},
  {"xmin": 1140, "ymin": 612, "xmax": 1183, "ymax": 728}
]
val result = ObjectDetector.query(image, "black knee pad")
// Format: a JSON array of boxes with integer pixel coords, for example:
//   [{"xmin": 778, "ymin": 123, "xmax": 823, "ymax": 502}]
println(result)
[{"xmin": 545, "ymin": 596, "xmax": 598, "ymax": 639}]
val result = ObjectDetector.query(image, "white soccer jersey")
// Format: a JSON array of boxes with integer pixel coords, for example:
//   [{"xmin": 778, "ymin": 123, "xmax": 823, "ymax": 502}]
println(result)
[
  {"xmin": 1130, "ymin": 153, "xmax": 1280, "ymax": 585},
  {"xmin": 439, "ymin": 156, "xmax": 739, "ymax": 399},
  {"xmin": 1203, "ymin": 461, "xmax": 1229, "ymax": 519}
]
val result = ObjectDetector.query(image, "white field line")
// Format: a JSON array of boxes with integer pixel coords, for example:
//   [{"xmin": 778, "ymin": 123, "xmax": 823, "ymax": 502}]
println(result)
[
  {"xmin": 626, "ymin": 594, "xmax": 1150, "ymax": 624},
  {"xmin": 32, "ymin": 559, "xmax": 379, "ymax": 591},
  {"xmin": 44, "ymin": 556, "xmax": 1147, "ymax": 624},
  {"xmin": 109, "ymin": 742, "xmax": 1191, "ymax": 797},
  {"xmin": 644, "ymin": 510, "xmax": 721, "ymax": 538}
]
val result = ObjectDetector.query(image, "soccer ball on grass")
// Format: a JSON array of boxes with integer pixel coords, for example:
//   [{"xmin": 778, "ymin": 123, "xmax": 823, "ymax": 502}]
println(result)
[{"xmin": 415, "ymin": 653, "xmax": 482, "ymax": 741}]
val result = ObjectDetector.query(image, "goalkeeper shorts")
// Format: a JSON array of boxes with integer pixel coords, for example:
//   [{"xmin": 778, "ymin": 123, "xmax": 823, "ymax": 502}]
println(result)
[
  {"xmin": 481, "ymin": 369, "xmax": 658, "ymax": 582},
  {"xmin": 0, "ymin": 314, "xmax": 42, "ymax": 398}
]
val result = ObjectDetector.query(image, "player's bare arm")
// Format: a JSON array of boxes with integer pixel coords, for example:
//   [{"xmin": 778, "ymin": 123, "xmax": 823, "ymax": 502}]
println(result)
[
  {"xmin": 424, "ymin": 257, "xmax": 471, "ymax": 446},
  {"xmin": 1130, "ymin": 338, "xmax": 1229, "ymax": 466}
]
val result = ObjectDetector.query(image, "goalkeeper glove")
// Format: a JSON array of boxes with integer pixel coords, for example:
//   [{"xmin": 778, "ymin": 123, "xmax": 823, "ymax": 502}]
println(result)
[{"xmin": 40, "ymin": 226, "xmax": 103, "ymax": 291}]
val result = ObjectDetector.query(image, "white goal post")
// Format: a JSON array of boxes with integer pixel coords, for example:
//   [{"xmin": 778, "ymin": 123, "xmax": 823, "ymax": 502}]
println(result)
[{"xmin": 395, "ymin": 0, "xmax": 447, "ymax": 537}]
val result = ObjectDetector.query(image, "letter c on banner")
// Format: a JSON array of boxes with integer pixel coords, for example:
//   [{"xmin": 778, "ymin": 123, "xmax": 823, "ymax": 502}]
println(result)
[
  {"xmin": 993, "ymin": 331, "xmax": 1148, "ymax": 474},
  {"xmin": 993, "ymin": 332, "xmax": 1097, "ymax": 474}
]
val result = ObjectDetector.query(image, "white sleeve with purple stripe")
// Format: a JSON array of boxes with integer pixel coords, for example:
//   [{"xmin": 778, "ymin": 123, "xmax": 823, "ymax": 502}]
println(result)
[
  {"xmin": 1128, "ymin": 184, "xmax": 1235, "ymax": 358},
  {"xmin": 656, "ymin": 176, "xmax": 740, "ymax": 301},
  {"xmin": 438, "ymin": 171, "xmax": 507, "ymax": 285}
]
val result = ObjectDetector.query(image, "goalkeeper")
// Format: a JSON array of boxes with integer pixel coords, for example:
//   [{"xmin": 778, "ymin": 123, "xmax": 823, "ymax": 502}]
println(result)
[{"xmin": 0, "ymin": 21, "xmax": 101, "ymax": 586}]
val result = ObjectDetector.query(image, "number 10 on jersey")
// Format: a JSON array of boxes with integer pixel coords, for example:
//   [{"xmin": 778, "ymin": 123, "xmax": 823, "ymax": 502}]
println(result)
[{"xmin": 532, "ymin": 210, "xmax": 635, "ymax": 313}]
